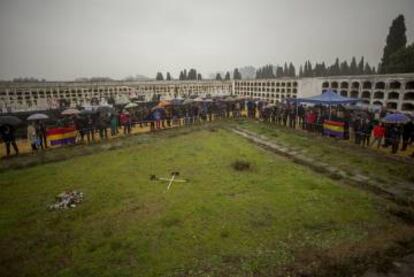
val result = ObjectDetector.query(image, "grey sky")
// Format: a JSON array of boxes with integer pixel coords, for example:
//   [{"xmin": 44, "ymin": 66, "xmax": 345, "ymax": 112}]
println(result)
[{"xmin": 0, "ymin": 0, "xmax": 413, "ymax": 80}]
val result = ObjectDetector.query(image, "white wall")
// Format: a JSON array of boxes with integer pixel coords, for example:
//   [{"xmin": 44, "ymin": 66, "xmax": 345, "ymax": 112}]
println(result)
[{"xmin": 297, "ymin": 78, "xmax": 323, "ymax": 98}]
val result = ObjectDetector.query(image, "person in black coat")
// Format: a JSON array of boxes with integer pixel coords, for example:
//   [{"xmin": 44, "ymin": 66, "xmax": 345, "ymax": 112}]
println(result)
[
  {"xmin": 352, "ymin": 117, "xmax": 362, "ymax": 145},
  {"xmin": 401, "ymin": 121, "xmax": 413, "ymax": 151},
  {"xmin": 389, "ymin": 124, "xmax": 402, "ymax": 154},
  {"xmin": 0, "ymin": 124, "xmax": 19, "ymax": 157}
]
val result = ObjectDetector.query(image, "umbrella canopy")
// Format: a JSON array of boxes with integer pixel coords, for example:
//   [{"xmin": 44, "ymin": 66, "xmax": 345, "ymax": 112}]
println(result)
[
  {"xmin": 151, "ymin": 106, "xmax": 166, "ymax": 112},
  {"xmin": 183, "ymin": 99, "xmax": 194, "ymax": 105},
  {"xmin": 157, "ymin": 100, "xmax": 171, "ymax": 108},
  {"xmin": 124, "ymin": 102, "xmax": 138, "ymax": 109},
  {"xmin": 382, "ymin": 113, "xmax": 411, "ymax": 124},
  {"xmin": 96, "ymin": 106, "xmax": 115, "ymax": 114},
  {"xmin": 61, "ymin": 108, "xmax": 80, "ymax": 115},
  {"xmin": 0, "ymin": 115, "xmax": 22, "ymax": 126},
  {"xmin": 80, "ymin": 109, "xmax": 97, "ymax": 115},
  {"xmin": 264, "ymin": 104, "xmax": 276, "ymax": 109},
  {"xmin": 170, "ymin": 98, "xmax": 183, "ymax": 106},
  {"xmin": 27, "ymin": 113, "xmax": 49, "ymax": 121},
  {"xmin": 291, "ymin": 90, "xmax": 360, "ymax": 105}
]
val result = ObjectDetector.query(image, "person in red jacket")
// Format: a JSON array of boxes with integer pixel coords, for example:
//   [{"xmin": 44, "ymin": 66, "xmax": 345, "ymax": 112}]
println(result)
[
  {"xmin": 119, "ymin": 111, "xmax": 131, "ymax": 135},
  {"xmin": 370, "ymin": 122, "xmax": 385, "ymax": 149}
]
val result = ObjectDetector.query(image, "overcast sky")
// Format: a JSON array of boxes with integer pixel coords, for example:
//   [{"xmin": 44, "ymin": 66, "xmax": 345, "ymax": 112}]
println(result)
[{"xmin": 0, "ymin": 0, "xmax": 413, "ymax": 81}]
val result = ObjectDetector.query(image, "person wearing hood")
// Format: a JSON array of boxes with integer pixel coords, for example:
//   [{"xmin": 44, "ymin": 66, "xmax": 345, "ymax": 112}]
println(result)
[{"xmin": 0, "ymin": 124, "xmax": 19, "ymax": 157}]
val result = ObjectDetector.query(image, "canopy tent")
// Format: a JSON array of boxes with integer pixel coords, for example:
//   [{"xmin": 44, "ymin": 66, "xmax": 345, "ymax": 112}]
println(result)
[
  {"xmin": 289, "ymin": 90, "xmax": 361, "ymax": 120},
  {"xmin": 289, "ymin": 90, "xmax": 360, "ymax": 105}
]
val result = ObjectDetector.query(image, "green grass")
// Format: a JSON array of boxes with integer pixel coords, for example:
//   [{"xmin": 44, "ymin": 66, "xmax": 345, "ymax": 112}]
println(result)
[
  {"xmin": 0, "ymin": 128, "xmax": 412, "ymax": 276},
  {"xmin": 235, "ymin": 120, "xmax": 414, "ymax": 185}
]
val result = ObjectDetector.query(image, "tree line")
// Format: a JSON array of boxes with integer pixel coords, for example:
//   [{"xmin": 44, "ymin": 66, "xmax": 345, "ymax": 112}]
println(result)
[
  {"xmin": 153, "ymin": 14, "xmax": 413, "ymax": 81},
  {"xmin": 252, "ymin": 14, "xmax": 413, "ymax": 79},
  {"xmin": 155, "ymin": 69, "xmax": 204, "ymax": 81},
  {"xmin": 298, "ymin": 57, "xmax": 375, "ymax": 77},
  {"xmin": 215, "ymin": 68, "xmax": 242, "ymax": 81},
  {"xmin": 255, "ymin": 63, "xmax": 296, "ymax": 79}
]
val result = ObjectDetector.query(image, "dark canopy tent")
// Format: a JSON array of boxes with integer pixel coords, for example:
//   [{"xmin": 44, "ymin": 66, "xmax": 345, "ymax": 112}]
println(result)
[
  {"xmin": 289, "ymin": 90, "xmax": 360, "ymax": 105},
  {"xmin": 288, "ymin": 90, "xmax": 361, "ymax": 119}
]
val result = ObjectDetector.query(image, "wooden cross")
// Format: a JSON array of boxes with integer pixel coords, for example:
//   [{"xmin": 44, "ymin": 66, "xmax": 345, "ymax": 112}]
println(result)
[{"xmin": 151, "ymin": 171, "xmax": 187, "ymax": 191}]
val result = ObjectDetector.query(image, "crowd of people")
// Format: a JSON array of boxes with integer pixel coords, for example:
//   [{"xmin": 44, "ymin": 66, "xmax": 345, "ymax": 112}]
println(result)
[
  {"xmin": 252, "ymin": 100, "xmax": 414, "ymax": 156},
  {"xmin": 0, "ymin": 98, "xmax": 244, "ymax": 157},
  {"xmin": 1, "ymin": 97, "xmax": 414, "ymax": 158}
]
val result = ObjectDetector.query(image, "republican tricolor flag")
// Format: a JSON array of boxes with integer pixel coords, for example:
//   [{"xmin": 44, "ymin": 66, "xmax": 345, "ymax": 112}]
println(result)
[
  {"xmin": 47, "ymin": 127, "xmax": 77, "ymax": 146},
  {"xmin": 323, "ymin": 120, "xmax": 345, "ymax": 138}
]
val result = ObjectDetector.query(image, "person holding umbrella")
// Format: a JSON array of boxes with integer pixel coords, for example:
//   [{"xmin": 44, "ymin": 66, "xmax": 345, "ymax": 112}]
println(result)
[
  {"xmin": 27, "ymin": 113, "xmax": 49, "ymax": 148},
  {"xmin": 382, "ymin": 113, "xmax": 411, "ymax": 154},
  {"xmin": 27, "ymin": 122, "xmax": 38, "ymax": 152},
  {"xmin": 0, "ymin": 124, "xmax": 19, "ymax": 157},
  {"xmin": 35, "ymin": 120, "xmax": 48, "ymax": 149},
  {"xmin": 0, "ymin": 115, "xmax": 22, "ymax": 157}
]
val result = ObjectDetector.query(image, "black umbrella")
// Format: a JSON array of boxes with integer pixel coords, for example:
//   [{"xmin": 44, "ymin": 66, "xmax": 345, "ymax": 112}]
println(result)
[
  {"xmin": 97, "ymin": 106, "xmax": 115, "ymax": 114},
  {"xmin": 0, "ymin": 115, "xmax": 23, "ymax": 126},
  {"xmin": 80, "ymin": 109, "xmax": 97, "ymax": 115}
]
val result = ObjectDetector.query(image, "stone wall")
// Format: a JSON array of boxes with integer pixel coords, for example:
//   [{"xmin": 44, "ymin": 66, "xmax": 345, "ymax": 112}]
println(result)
[{"xmin": 0, "ymin": 80, "xmax": 232, "ymax": 113}]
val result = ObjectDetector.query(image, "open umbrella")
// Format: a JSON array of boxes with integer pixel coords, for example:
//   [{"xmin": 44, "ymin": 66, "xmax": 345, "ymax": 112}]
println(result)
[
  {"xmin": 97, "ymin": 106, "xmax": 114, "ymax": 114},
  {"xmin": 151, "ymin": 106, "xmax": 166, "ymax": 112},
  {"xmin": 61, "ymin": 108, "xmax": 80, "ymax": 115},
  {"xmin": 124, "ymin": 102, "xmax": 138, "ymax": 109},
  {"xmin": 264, "ymin": 104, "xmax": 276, "ymax": 109},
  {"xmin": 170, "ymin": 99, "xmax": 183, "ymax": 106},
  {"xmin": 183, "ymin": 99, "xmax": 194, "ymax": 105},
  {"xmin": 0, "ymin": 115, "xmax": 22, "ymax": 126},
  {"xmin": 193, "ymin": 97, "xmax": 204, "ymax": 102},
  {"xmin": 157, "ymin": 100, "xmax": 172, "ymax": 108},
  {"xmin": 27, "ymin": 113, "xmax": 49, "ymax": 121},
  {"xmin": 382, "ymin": 113, "xmax": 411, "ymax": 124},
  {"xmin": 80, "ymin": 109, "xmax": 97, "ymax": 115}
]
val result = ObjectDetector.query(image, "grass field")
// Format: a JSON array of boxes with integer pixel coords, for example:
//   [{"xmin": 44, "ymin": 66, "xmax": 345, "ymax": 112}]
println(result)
[
  {"xmin": 1, "ymin": 125, "xmax": 413, "ymax": 276},
  {"xmin": 236, "ymin": 120, "xmax": 414, "ymax": 185}
]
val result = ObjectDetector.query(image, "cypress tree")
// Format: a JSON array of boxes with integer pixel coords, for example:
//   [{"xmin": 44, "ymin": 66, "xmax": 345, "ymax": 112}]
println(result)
[
  {"xmin": 385, "ymin": 43, "xmax": 414, "ymax": 73},
  {"xmin": 307, "ymin": 61, "xmax": 313, "ymax": 77},
  {"xmin": 275, "ymin": 66, "xmax": 284, "ymax": 78},
  {"xmin": 283, "ymin": 63, "xmax": 288, "ymax": 77},
  {"xmin": 233, "ymin": 68, "xmax": 242, "ymax": 80},
  {"xmin": 224, "ymin": 71, "xmax": 231, "ymax": 80},
  {"xmin": 358, "ymin": 57, "xmax": 364, "ymax": 75},
  {"xmin": 340, "ymin": 61, "xmax": 349, "ymax": 75},
  {"xmin": 380, "ymin": 14, "xmax": 407, "ymax": 73},
  {"xmin": 288, "ymin": 63, "xmax": 295, "ymax": 77},
  {"xmin": 216, "ymin": 73, "xmax": 222, "ymax": 80},
  {"xmin": 364, "ymin": 62, "xmax": 372, "ymax": 74},
  {"xmin": 350, "ymin": 57, "xmax": 358, "ymax": 75},
  {"xmin": 156, "ymin": 72, "xmax": 164, "ymax": 81},
  {"xmin": 321, "ymin": 62, "xmax": 327, "ymax": 76},
  {"xmin": 332, "ymin": 58, "xmax": 340, "ymax": 76},
  {"xmin": 166, "ymin": 72, "xmax": 171, "ymax": 80}
]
